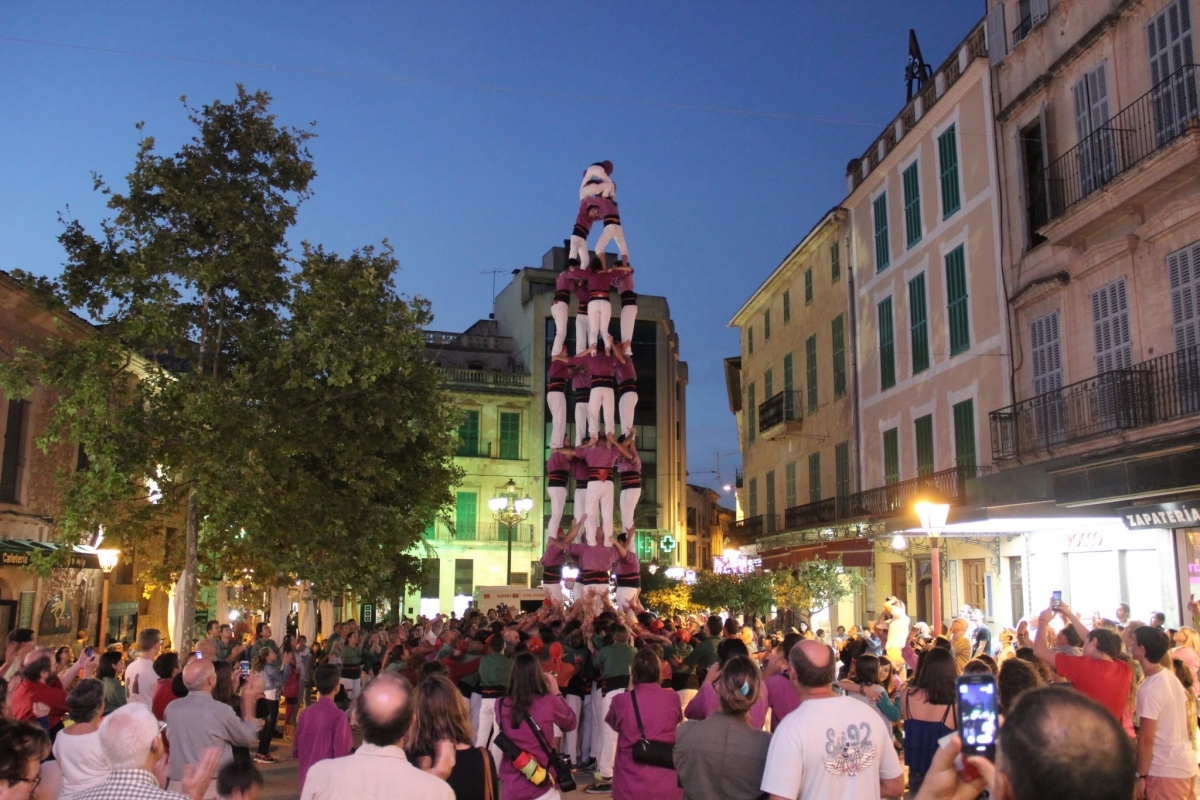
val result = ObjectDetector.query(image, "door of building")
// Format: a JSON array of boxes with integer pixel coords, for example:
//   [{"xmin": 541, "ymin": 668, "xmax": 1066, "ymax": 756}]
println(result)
[
  {"xmin": 890, "ymin": 563, "xmax": 908, "ymax": 608},
  {"xmin": 963, "ymin": 559, "xmax": 986, "ymax": 610},
  {"xmin": 1009, "ymin": 556, "xmax": 1025, "ymax": 622}
]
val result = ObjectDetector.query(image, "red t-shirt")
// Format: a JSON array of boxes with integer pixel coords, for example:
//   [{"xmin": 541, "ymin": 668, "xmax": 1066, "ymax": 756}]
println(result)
[
  {"xmin": 10, "ymin": 680, "xmax": 69, "ymax": 727},
  {"xmin": 1055, "ymin": 653, "xmax": 1132, "ymax": 720}
]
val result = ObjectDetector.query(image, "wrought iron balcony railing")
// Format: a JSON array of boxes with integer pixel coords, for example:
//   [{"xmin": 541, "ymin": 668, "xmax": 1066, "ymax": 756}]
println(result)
[
  {"xmin": 1012, "ymin": 15, "xmax": 1034, "ymax": 46},
  {"xmin": 1033, "ymin": 64, "xmax": 1199, "ymax": 228},
  {"xmin": 988, "ymin": 344, "xmax": 1200, "ymax": 458},
  {"xmin": 758, "ymin": 390, "xmax": 803, "ymax": 434}
]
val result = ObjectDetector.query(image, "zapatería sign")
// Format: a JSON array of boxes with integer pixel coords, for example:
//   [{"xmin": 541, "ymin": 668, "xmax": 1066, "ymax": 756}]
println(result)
[{"xmin": 1121, "ymin": 500, "xmax": 1200, "ymax": 530}]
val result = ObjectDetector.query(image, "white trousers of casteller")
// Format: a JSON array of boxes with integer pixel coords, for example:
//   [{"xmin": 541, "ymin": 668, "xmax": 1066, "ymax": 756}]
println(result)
[
  {"xmin": 575, "ymin": 313, "xmax": 589, "ymax": 355},
  {"xmin": 542, "ymin": 581, "xmax": 565, "ymax": 611},
  {"xmin": 569, "ymin": 234, "xmax": 590, "ymax": 269},
  {"xmin": 618, "ymin": 391, "xmax": 637, "ymax": 438},
  {"xmin": 596, "ymin": 224, "xmax": 628, "ymax": 262},
  {"xmin": 615, "ymin": 586, "xmax": 640, "ymax": 622},
  {"xmin": 587, "ymin": 299, "xmax": 613, "ymax": 351},
  {"xmin": 574, "ymin": 398, "xmax": 589, "ymax": 446},
  {"xmin": 580, "ymin": 167, "xmax": 615, "ymax": 200},
  {"xmin": 597, "ymin": 687, "xmax": 625, "ymax": 779},
  {"xmin": 585, "ymin": 479, "xmax": 614, "ymax": 547},
  {"xmin": 547, "ymin": 486, "xmax": 567, "ymax": 540},
  {"xmin": 588, "ymin": 387, "xmax": 615, "ymax": 439},
  {"xmin": 551, "ymin": 301, "xmax": 569, "ymax": 357},
  {"xmin": 620, "ymin": 303, "xmax": 637, "ymax": 352},
  {"xmin": 619, "ymin": 486, "xmax": 641, "ymax": 534},
  {"xmin": 563, "ymin": 692, "xmax": 583, "ymax": 762},
  {"xmin": 547, "ymin": 391, "xmax": 567, "ymax": 449}
]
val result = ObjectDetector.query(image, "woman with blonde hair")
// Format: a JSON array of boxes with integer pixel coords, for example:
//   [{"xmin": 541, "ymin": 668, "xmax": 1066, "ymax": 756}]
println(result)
[
  {"xmin": 1174, "ymin": 626, "xmax": 1200, "ymax": 695},
  {"xmin": 674, "ymin": 655, "xmax": 771, "ymax": 800},
  {"xmin": 406, "ymin": 673, "xmax": 497, "ymax": 800}
]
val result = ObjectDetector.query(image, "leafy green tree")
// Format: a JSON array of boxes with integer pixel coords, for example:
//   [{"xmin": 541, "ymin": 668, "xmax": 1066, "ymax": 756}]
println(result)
[
  {"xmin": 690, "ymin": 571, "xmax": 774, "ymax": 617},
  {"xmin": 772, "ymin": 557, "xmax": 865, "ymax": 622},
  {"xmin": 0, "ymin": 87, "xmax": 460, "ymax": 645},
  {"xmin": 642, "ymin": 580, "xmax": 701, "ymax": 617}
]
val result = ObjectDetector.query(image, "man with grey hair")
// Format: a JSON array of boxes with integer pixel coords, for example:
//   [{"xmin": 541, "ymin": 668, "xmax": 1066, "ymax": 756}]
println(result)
[
  {"xmin": 761, "ymin": 640, "xmax": 903, "ymax": 800},
  {"xmin": 164, "ymin": 659, "xmax": 262, "ymax": 799},
  {"xmin": 125, "ymin": 628, "xmax": 163, "ymax": 710},
  {"xmin": 74, "ymin": 703, "xmax": 219, "ymax": 800}
]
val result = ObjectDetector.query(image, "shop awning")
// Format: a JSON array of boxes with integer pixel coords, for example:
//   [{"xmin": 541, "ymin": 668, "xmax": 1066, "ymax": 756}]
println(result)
[
  {"xmin": 759, "ymin": 537, "xmax": 873, "ymax": 570},
  {"xmin": 0, "ymin": 540, "xmax": 102, "ymax": 570}
]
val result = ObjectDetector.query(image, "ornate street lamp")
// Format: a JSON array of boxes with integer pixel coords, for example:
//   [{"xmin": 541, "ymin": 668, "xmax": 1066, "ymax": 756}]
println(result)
[
  {"xmin": 488, "ymin": 479, "xmax": 534, "ymax": 586},
  {"xmin": 96, "ymin": 549, "xmax": 121, "ymax": 649},
  {"xmin": 914, "ymin": 492, "xmax": 950, "ymax": 636}
]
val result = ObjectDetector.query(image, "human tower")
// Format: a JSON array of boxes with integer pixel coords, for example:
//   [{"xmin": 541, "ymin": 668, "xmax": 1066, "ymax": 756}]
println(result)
[{"xmin": 540, "ymin": 161, "xmax": 644, "ymax": 626}]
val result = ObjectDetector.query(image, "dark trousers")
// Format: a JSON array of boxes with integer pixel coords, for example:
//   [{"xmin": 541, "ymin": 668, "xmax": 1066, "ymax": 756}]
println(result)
[{"xmin": 257, "ymin": 698, "xmax": 279, "ymax": 756}]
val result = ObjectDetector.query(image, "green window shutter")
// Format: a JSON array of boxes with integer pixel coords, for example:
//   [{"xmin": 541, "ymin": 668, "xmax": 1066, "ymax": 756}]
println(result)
[
  {"xmin": 953, "ymin": 399, "xmax": 977, "ymax": 468},
  {"xmin": 747, "ymin": 383, "xmax": 756, "ymax": 445},
  {"xmin": 783, "ymin": 290, "xmax": 791, "ymax": 323},
  {"xmin": 878, "ymin": 298, "xmax": 896, "ymax": 390},
  {"xmin": 785, "ymin": 461, "xmax": 797, "ymax": 508},
  {"xmin": 499, "ymin": 412, "xmax": 521, "ymax": 459},
  {"xmin": 423, "ymin": 519, "xmax": 438, "ymax": 539},
  {"xmin": 909, "ymin": 273, "xmax": 930, "ymax": 374},
  {"xmin": 457, "ymin": 410, "xmax": 480, "ymax": 457},
  {"xmin": 883, "ymin": 428, "xmax": 900, "ymax": 485},
  {"xmin": 765, "ymin": 470, "xmax": 776, "ymax": 532},
  {"xmin": 804, "ymin": 269, "xmax": 814, "ymax": 304},
  {"xmin": 915, "ymin": 415, "xmax": 935, "ymax": 477},
  {"xmin": 454, "ymin": 559, "xmax": 474, "ymax": 597},
  {"xmin": 764, "ymin": 310, "xmax": 771, "ymax": 341},
  {"xmin": 805, "ymin": 335, "xmax": 818, "ymax": 413},
  {"xmin": 749, "ymin": 477, "xmax": 758, "ymax": 518},
  {"xmin": 764, "ymin": 368, "xmax": 774, "ymax": 401},
  {"xmin": 939, "ymin": 125, "xmax": 961, "ymax": 218},
  {"xmin": 748, "ymin": 325, "xmax": 754, "ymax": 355},
  {"xmin": 946, "ymin": 246, "xmax": 970, "ymax": 354},
  {"xmin": 903, "ymin": 161, "xmax": 922, "ymax": 248},
  {"xmin": 783, "ymin": 353, "xmax": 795, "ymax": 417},
  {"xmin": 832, "ymin": 314, "xmax": 846, "ymax": 399},
  {"xmin": 808, "ymin": 453, "xmax": 822, "ymax": 503},
  {"xmin": 873, "ymin": 193, "xmax": 890, "ymax": 272},
  {"xmin": 835, "ymin": 442, "xmax": 850, "ymax": 500},
  {"xmin": 831, "ymin": 242, "xmax": 841, "ymax": 282},
  {"xmin": 455, "ymin": 491, "xmax": 478, "ymax": 540}
]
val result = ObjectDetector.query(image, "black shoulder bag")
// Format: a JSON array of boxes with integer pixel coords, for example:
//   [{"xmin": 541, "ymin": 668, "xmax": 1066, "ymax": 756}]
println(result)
[
  {"xmin": 630, "ymin": 689, "xmax": 675, "ymax": 769},
  {"xmin": 526, "ymin": 713, "xmax": 576, "ymax": 794}
]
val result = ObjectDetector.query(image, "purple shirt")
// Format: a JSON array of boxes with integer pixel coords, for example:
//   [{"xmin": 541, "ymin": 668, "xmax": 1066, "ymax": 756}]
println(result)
[
  {"xmin": 567, "ymin": 542, "xmax": 615, "ymax": 573},
  {"xmin": 293, "ymin": 696, "xmax": 354, "ymax": 792},
  {"xmin": 684, "ymin": 680, "xmax": 771, "ymax": 731},
  {"xmin": 611, "ymin": 269, "xmax": 635, "ymax": 293},
  {"xmin": 764, "ymin": 672, "xmax": 800, "ymax": 731},
  {"xmin": 613, "ymin": 548, "xmax": 639, "ymax": 577},
  {"xmin": 541, "ymin": 543, "xmax": 566, "ymax": 569},
  {"xmin": 605, "ymin": 683, "xmax": 684, "ymax": 800},
  {"xmin": 580, "ymin": 443, "xmax": 619, "ymax": 481},
  {"xmin": 615, "ymin": 358, "xmax": 636, "ymax": 385},
  {"xmin": 571, "ymin": 367, "xmax": 591, "ymax": 392},
  {"xmin": 617, "ymin": 451, "xmax": 641, "ymax": 475},
  {"xmin": 571, "ymin": 456, "xmax": 590, "ymax": 484},
  {"xmin": 587, "ymin": 352, "xmax": 615, "ymax": 384},
  {"xmin": 495, "ymin": 694, "xmax": 577, "ymax": 800},
  {"xmin": 586, "ymin": 268, "xmax": 614, "ymax": 296},
  {"xmin": 547, "ymin": 451, "xmax": 571, "ymax": 476}
]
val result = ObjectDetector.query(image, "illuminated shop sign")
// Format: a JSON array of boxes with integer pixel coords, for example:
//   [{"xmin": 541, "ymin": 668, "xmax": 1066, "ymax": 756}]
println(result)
[{"xmin": 1121, "ymin": 500, "xmax": 1200, "ymax": 530}]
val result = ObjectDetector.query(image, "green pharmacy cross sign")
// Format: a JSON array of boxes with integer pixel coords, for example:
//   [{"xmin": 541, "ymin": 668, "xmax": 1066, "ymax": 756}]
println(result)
[{"xmin": 658, "ymin": 535, "xmax": 676, "ymax": 553}]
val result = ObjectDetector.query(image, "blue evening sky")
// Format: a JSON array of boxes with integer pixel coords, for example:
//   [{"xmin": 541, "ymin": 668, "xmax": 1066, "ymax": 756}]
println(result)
[{"xmin": 1, "ymin": 2, "xmax": 985, "ymax": 500}]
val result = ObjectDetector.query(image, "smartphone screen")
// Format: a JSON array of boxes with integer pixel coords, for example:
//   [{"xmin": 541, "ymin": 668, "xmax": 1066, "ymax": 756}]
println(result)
[
  {"xmin": 239, "ymin": 660, "xmax": 250, "ymax": 678},
  {"xmin": 957, "ymin": 674, "xmax": 998, "ymax": 759},
  {"xmin": 1051, "ymin": 590, "xmax": 1063, "ymax": 608}
]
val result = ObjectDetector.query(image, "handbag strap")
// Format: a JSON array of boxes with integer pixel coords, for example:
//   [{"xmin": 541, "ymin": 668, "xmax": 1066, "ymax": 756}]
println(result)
[
  {"xmin": 525, "ymin": 712, "xmax": 557, "ymax": 760},
  {"xmin": 630, "ymin": 688, "xmax": 647, "ymax": 739},
  {"xmin": 479, "ymin": 747, "xmax": 495, "ymax": 800}
]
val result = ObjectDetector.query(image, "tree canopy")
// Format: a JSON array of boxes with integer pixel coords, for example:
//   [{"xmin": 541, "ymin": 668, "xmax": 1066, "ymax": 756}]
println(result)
[{"xmin": 0, "ymin": 87, "xmax": 461, "ymax": 643}]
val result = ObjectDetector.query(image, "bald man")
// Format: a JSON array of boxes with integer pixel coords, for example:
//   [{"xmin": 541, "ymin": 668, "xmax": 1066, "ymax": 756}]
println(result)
[
  {"xmin": 761, "ymin": 640, "xmax": 904, "ymax": 800},
  {"xmin": 301, "ymin": 673, "xmax": 454, "ymax": 800},
  {"xmin": 165, "ymin": 659, "xmax": 262, "ymax": 798}
]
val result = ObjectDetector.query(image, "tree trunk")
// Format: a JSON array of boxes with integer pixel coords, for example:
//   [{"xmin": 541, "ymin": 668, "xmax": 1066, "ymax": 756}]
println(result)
[{"xmin": 179, "ymin": 488, "xmax": 199, "ymax": 649}]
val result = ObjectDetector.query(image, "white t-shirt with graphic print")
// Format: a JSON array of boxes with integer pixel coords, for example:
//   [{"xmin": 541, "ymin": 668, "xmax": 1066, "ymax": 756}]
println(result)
[{"xmin": 761, "ymin": 694, "xmax": 902, "ymax": 800}]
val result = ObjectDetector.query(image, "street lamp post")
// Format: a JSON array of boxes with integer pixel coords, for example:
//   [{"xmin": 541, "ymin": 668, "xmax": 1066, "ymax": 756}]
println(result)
[
  {"xmin": 96, "ymin": 549, "xmax": 121, "ymax": 650},
  {"xmin": 488, "ymin": 479, "xmax": 534, "ymax": 586},
  {"xmin": 914, "ymin": 495, "xmax": 950, "ymax": 636}
]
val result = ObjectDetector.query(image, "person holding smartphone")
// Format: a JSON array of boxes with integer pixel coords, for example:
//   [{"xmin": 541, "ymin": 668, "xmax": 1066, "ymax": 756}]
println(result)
[{"xmin": 1031, "ymin": 596, "xmax": 1132, "ymax": 725}]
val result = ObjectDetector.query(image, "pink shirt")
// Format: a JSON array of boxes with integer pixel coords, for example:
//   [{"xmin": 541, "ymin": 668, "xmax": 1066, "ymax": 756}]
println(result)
[
  {"xmin": 613, "ymin": 548, "xmax": 639, "ymax": 577},
  {"xmin": 567, "ymin": 542, "xmax": 615, "ymax": 573},
  {"xmin": 495, "ymin": 695, "xmax": 577, "ymax": 800},
  {"xmin": 605, "ymin": 683, "xmax": 684, "ymax": 800},
  {"xmin": 611, "ymin": 269, "xmax": 635, "ymax": 293},
  {"xmin": 764, "ymin": 672, "xmax": 800, "ymax": 731},
  {"xmin": 615, "ymin": 358, "xmax": 636, "ymax": 386},
  {"xmin": 293, "ymin": 696, "xmax": 354, "ymax": 792}
]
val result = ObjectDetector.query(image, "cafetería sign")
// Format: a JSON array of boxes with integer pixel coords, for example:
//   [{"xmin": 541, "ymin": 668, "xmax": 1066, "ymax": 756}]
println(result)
[{"xmin": 1122, "ymin": 500, "xmax": 1200, "ymax": 530}]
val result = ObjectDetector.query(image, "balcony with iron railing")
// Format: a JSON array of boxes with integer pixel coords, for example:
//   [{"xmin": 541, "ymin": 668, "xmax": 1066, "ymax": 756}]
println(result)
[
  {"xmin": 733, "ymin": 465, "xmax": 991, "ymax": 549},
  {"xmin": 438, "ymin": 367, "xmax": 531, "ymax": 392},
  {"xmin": 991, "ymin": 344, "xmax": 1200, "ymax": 460},
  {"xmin": 425, "ymin": 331, "xmax": 515, "ymax": 352},
  {"xmin": 758, "ymin": 390, "xmax": 803, "ymax": 439},
  {"xmin": 423, "ymin": 521, "xmax": 535, "ymax": 543},
  {"xmin": 1012, "ymin": 15, "xmax": 1034, "ymax": 46},
  {"xmin": 1032, "ymin": 64, "xmax": 1200, "ymax": 236}
]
